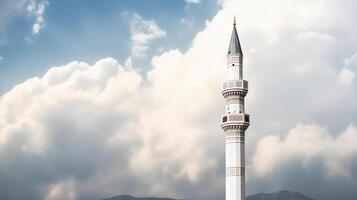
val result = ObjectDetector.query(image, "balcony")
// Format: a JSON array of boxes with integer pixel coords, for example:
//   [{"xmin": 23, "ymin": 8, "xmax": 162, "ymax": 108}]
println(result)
[
  {"xmin": 222, "ymin": 80, "xmax": 248, "ymax": 97},
  {"xmin": 221, "ymin": 113, "xmax": 250, "ymax": 131},
  {"xmin": 223, "ymin": 80, "xmax": 248, "ymax": 90}
]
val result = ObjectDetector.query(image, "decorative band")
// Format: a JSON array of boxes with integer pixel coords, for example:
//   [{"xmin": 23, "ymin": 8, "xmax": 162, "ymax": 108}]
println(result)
[
  {"xmin": 226, "ymin": 140, "xmax": 244, "ymax": 144},
  {"xmin": 222, "ymin": 124, "xmax": 249, "ymax": 131},
  {"xmin": 226, "ymin": 132, "xmax": 245, "ymax": 137},
  {"xmin": 226, "ymin": 136, "xmax": 245, "ymax": 144},
  {"xmin": 226, "ymin": 167, "xmax": 245, "ymax": 176}
]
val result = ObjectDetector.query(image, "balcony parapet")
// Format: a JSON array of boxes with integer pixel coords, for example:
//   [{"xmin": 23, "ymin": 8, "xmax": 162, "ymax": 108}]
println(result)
[
  {"xmin": 222, "ymin": 80, "xmax": 248, "ymax": 97},
  {"xmin": 221, "ymin": 113, "xmax": 250, "ymax": 131}
]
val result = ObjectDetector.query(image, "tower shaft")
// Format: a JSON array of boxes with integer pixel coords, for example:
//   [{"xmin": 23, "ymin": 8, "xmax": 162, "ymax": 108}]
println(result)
[
  {"xmin": 221, "ymin": 20, "xmax": 249, "ymax": 200},
  {"xmin": 225, "ymin": 129, "xmax": 245, "ymax": 200}
]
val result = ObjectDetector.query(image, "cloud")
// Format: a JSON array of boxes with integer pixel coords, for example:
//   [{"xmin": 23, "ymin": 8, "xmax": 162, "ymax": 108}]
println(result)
[
  {"xmin": 26, "ymin": 0, "xmax": 49, "ymax": 36},
  {"xmin": 123, "ymin": 12, "xmax": 167, "ymax": 58},
  {"xmin": 184, "ymin": 0, "xmax": 201, "ymax": 4},
  {"xmin": 338, "ymin": 68, "xmax": 355, "ymax": 85},
  {"xmin": 344, "ymin": 52, "xmax": 357, "ymax": 67},
  {"xmin": 45, "ymin": 179, "xmax": 77, "ymax": 200},
  {"xmin": 338, "ymin": 52, "xmax": 357, "ymax": 85},
  {"xmin": 0, "ymin": 0, "xmax": 49, "ymax": 43},
  {"xmin": 0, "ymin": 56, "xmax": 222, "ymax": 199},
  {"xmin": 1, "ymin": 0, "xmax": 357, "ymax": 200},
  {"xmin": 251, "ymin": 124, "xmax": 357, "ymax": 177}
]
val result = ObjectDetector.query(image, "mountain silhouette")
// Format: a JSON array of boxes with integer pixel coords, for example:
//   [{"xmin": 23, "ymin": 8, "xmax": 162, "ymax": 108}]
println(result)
[
  {"xmin": 101, "ymin": 190, "xmax": 316, "ymax": 200},
  {"xmin": 247, "ymin": 191, "xmax": 316, "ymax": 200}
]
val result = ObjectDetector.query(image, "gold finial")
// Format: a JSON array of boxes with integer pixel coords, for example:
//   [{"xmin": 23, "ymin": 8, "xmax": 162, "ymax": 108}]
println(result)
[{"xmin": 233, "ymin": 16, "xmax": 236, "ymax": 26}]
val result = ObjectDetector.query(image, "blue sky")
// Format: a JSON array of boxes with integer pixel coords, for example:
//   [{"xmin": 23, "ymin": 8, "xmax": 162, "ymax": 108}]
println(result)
[{"xmin": 0, "ymin": 0, "xmax": 219, "ymax": 94}]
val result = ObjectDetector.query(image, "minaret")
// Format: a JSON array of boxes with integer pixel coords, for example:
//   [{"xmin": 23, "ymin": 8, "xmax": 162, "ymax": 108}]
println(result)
[{"xmin": 221, "ymin": 18, "xmax": 249, "ymax": 200}]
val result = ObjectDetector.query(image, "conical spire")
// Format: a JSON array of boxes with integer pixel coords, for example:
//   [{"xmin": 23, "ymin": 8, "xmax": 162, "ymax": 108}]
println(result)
[{"xmin": 227, "ymin": 17, "xmax": 243, "ymax": 57}]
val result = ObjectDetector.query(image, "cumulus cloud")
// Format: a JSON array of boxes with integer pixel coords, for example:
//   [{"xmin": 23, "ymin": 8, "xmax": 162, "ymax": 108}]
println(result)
[
  {"xmin": 0, "ymin": 55, "xmax": 223, "ymax": 199},
  {"xmin": 1, "ymin": 0, "xmax": 357, "ymax": 200},
  {"xmin": 252, "ymin": 124, "xmax": 357, "ymax": 177},
  {"xmin": 123, "ymin": 12, "xmax": 167, "ymax": 58}
]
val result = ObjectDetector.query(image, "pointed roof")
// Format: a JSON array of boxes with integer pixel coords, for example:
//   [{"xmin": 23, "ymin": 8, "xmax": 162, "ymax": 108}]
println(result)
[{"xmin": 227, "ymin": 17, "xmax": 243, "ymax": 57}]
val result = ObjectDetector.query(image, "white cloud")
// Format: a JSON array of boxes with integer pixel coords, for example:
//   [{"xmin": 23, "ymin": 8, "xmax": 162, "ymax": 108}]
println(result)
[
  {"xmin": 294, "ymin": 31, "xmax": 335, "ymax": 43},
  {"xmin": 344, "ymin": 52, "xmax": 357, "ymax": 67},
  {"xmin": 26, "ymin": 0, "xmax": 49, "ymax": 36},
  {"xmin": 338, "ymin": 52, "xmax": 357, "ymax": 85},
  {"xmin": 0, "ymin": 56, "xmax": 222, "ymax": 199},
  {"xmin": 124, "ymin": 12, "xmax": 167, "ymax": 58},
  {"xmin": 338, "ymin": 68, "xmax": 355, "ymax": 85},
  {"xmin": 251, "ymin": 124, "xmax": 357, "ymax": 177},
  {"xmin": 0, "ymin": 0, "xmax": 48, "ymax": 42},
  {"xmin": 185, "ymin": 0, "xmax": 201, "ymax": 4},
  {"xmin": 45, "ymin": 179, "xmax": 77, "ymax": 200}
]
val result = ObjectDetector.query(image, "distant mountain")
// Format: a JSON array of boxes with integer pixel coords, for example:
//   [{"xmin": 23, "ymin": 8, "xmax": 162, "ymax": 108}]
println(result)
[
  {"xmin": 101, "ymin": 191, "xmax": 316, "ymax": 200},
  {"xmin": 100, "ymin": 195, "xmax": 179, "ymax": 200},
  {"xmin": 247, "ymin": 191, "xmax": 316, "ymax": 200}
]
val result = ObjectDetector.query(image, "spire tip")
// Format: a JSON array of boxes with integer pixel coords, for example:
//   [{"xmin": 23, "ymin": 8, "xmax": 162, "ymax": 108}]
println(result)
[{"xmin": 233, "ymin": 16, "xmax": 236, "ymax": 26}]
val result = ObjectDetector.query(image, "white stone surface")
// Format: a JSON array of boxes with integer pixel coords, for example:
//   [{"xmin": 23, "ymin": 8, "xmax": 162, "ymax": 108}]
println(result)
[{"xmin": 222, "ymin": 23, "xmax": 248, "ymax": 200}]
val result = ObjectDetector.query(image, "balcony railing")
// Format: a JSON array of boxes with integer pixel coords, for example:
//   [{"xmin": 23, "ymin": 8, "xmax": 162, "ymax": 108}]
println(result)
[
  {"xmin": 223, "ymin": 80, "xmax": 248, "ymax": 91},
  {"xmin": 222, "ymin": 113, "xmax": 250, "ymax": 124}
]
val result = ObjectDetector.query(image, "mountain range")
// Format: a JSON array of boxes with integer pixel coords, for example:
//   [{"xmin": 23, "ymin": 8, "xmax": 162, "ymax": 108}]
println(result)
[{"xmin": 101, "ymin": 190, "xmax": 316, "ymax": 200}]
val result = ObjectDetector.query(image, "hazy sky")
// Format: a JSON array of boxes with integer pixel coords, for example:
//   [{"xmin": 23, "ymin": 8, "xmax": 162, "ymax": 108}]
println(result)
[{"xmin": 1, "ymin": 0, "xmax": 357, "ymax": 200}]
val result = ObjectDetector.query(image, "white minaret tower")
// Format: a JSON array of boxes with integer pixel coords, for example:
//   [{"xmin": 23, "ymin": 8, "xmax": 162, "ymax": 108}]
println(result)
[{"xmin": 221, "ymin": 18, "xmax": 249, "ymax": 200}]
